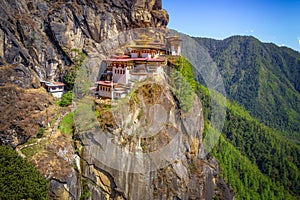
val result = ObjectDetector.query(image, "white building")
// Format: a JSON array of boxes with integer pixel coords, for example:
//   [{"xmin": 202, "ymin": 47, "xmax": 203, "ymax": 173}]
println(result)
[
  {"xmin": 95, "ymin": 81, "xmax": 117, "ymax": 99},
  {"xmin": 96, "ymin": 35, "xmax": 175, "ymax": 100},
  {"xmin": 41, "ymin": 81, "xmax": 65, "ymax": 98}
]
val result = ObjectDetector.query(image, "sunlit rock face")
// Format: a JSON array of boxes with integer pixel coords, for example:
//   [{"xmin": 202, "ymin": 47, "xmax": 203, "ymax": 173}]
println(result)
[
  {"xmin": 74, "ymin": 61, "xmax": 232, "ymax": 199},
  {"xmin": 0, "ymin": 0, "xmax": 168, "ymax": 82},
  {"xmin": 78, "ymin": 80, "xmax": 210, "ymax": 199}
]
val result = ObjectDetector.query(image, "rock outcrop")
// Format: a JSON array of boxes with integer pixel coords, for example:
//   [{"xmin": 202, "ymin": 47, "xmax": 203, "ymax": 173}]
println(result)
[
  {"xmin": 78, "ymin": 81, "xmax": 217, "ymax": 199},
  {"xmin": 0, "ymin": 0, "xmax": 168, "ymax": 82},
  {"xmin": 72, "ymin": 59, "xmax": 233, "ymax": 199},
  {"xmin": 0, "ymin": 0, "xmax": 168, "ymax": 144}
]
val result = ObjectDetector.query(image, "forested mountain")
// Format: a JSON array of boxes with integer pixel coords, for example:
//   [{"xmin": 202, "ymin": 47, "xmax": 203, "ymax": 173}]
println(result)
[
  {"xmin": 175, "ymin": 56, "xmax": 300, "ymax": 198},
  {"xmin": 194, "ymin": 36, "xmax": 300, "ymax": 143}
]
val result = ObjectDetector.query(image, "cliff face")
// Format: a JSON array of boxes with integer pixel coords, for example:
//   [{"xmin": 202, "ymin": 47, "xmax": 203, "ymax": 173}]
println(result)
[
  {"xmin": 0, "ymin": 0, "xmax": 168, "ymax": 146},
  {"xmin": 73, "ymin": 66, "xmax": 230, "ymax": 199},
  {"xmin": 0, "ymin": 0, "xmax": 168, "ymax": 83},
  {"xmin": 0, "ymin": 1, "xmax": 233, "ymax": 199}
]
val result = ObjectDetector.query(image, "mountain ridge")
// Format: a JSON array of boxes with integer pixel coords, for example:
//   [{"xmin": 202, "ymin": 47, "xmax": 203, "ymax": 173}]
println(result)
[
  {"xmin": 195, "ymin": 35, "xmax": 300, "ymax": 54},
  {"xmin": 193, "ymin": 35, "xmax": 300, "ymax": 142}
]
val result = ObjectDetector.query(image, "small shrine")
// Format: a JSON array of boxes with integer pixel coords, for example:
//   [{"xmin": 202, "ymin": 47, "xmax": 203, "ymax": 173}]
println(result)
[
  {"xmin": 41, "ymin": 81, "xmax": 65, "ymax": 98},
  {"xmin": 94, "ymin": 81, "xmax": 118, "ymax": 99}
]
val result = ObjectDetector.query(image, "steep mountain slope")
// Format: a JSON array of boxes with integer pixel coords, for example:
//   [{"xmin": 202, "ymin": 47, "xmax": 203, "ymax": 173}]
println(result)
[
  {"xmin": 171, "ymin": 29, "xmax": 300, "ymax": 198},
  {"xmin": 194, "ymin": 36, "xmax": 300, "ymax": 142},
  {"xmin": 170, "ymin": 54, "xmax": 299, "ymax": 198},
  {"xmin": 190, "ymin": 35, "xmax": 300, "ymax": 198}
]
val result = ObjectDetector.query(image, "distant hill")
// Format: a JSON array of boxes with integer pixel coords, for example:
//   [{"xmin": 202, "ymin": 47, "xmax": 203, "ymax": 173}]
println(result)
[{"xmin": 193, "ymin": 36, "xmax": 300, "ymax": 143}]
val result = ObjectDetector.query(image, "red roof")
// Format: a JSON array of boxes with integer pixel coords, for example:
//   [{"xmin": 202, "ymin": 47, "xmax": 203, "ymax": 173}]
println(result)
[
  {"xmin": 53, "ymin": 82, "xmax": 65, "ymax": 86},
  {"xmin": 105, "ymin": 58, "xmax": 165, "ymax": 62},
  {"xmin": 106, "ymin": 58, "xmax": 126, "ymax": 62},
  {"xmin": 95, "ymin": 81, "xmax": 118, "ymax": 86}
]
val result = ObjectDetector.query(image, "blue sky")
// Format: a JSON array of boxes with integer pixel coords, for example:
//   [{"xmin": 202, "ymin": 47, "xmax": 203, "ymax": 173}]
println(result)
[{"xmin": 162, "ymin": 0, "xmax": 300, "ymax": 52}]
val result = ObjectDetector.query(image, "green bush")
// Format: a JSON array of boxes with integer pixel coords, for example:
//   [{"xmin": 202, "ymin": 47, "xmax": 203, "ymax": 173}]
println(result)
[
  {"xmin": 59, "ymin": 91, "xmax": 73, "ymax": 107},
  {"xmin": 59, "ymin": 112, "xmax": 74, "ymax": 136},
  {"xmin": 0, "ymin": 146, "xmax": 49, "ymax": 199}
]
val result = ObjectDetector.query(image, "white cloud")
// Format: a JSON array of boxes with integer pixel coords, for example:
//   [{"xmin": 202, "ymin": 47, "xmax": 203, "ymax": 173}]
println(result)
[{"xmin": 298, "ymin": 39, "xmax": 300, "ymax": 45}]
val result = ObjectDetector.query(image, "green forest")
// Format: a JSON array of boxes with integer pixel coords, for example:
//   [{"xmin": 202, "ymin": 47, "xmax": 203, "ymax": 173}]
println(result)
[
  {"xmin": 203, "ymin": 89, "xmax": 300, "ymax": 198},
  {"xmin": 173, "ymin": 56, "xmax": 300, "ymax": 199},
  {"xmin": 0, "ymin": 146, "xmax": 49, "ymax": 199},
  {"xmin": 194, "ymin": 36, "xmax": 300, "ymax": 145}
]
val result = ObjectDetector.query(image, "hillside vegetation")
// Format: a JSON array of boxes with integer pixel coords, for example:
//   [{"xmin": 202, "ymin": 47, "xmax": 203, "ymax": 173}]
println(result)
[
  {"xmin": 0, "ymin": 146, "xmax": 49, "ymax": 199},
  {"xmin": 198, "ymin": 83, "xmax": 300, "ymax": 197},
  {"xmin": 173, "ymin": 56, "xmax": 300, "ymax": 199},
  {"xmin": 194, "ymin": 36, "xmax": 300, "ymax": 144}
]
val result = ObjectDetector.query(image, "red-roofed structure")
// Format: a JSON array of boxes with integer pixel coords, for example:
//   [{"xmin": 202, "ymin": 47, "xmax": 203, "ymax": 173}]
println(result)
[
  {"xmin": 53, "ymin": 82, "xmax": 65, "ymax": 86},
  {"xmin": 95, "ymin": 81, "xmax": 118, "ymax": 86},
  {"xmin": 40, "ymin": 81, "xmax": 65, "ymax": 98},
  {"xmin": 95, "ymin": 34, "xmax": 181, "ymax": 99},
  {"xmin": 95, "ymin": 81, "xmax": 117, "ymax": 99}
]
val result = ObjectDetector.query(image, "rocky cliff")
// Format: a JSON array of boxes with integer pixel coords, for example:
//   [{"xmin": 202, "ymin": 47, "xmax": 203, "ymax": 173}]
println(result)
[
  {"xmin": 0, "ymin": 0, "xmax": 168, "ymax": 81},
  {"xmin": 74, "ymin": 74, "xmax": 232, "ymax": 199},
  {"xmin": 0, "ymin": 0, "xmax": 168, "ymax": 146},
  {"xmin": 0, "ymin": 1, "xmax": 233, "ymax": 199}
]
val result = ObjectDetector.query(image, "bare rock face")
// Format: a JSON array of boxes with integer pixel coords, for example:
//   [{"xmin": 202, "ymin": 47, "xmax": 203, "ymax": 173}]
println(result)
[
  {"xmin": 0, "ymin": 0, "xmax": 168, "ymax": 82},
  {"xmin": 31, "ymin": 134, "xmax": 80, "ymax": 200},
  {"xmin": 74, "ymin": 72, "xmax": 232, "ymax": 199}
]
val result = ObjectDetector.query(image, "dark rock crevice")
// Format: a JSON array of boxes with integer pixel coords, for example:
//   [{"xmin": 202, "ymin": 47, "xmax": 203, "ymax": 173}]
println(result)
[
  {"xmin": 49, "ymin": 178, "xmax": 77, "ymax": 200},
  {"xmin": 78, "ymin": 150, "xmax": 127, "ymax": 199}
]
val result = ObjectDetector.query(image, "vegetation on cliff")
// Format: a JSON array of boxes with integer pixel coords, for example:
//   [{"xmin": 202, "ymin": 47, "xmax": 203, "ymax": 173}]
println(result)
[
  {"xmin": 0, "ymin": 146, "xmax": 49, "ymax": 199},
  {"xmin": 58, "ymin": 112, "xmax": 74, "ymax": 137},
  {"xmin": 64, "ymin": 49, "xmax": 87, "ymax": 90},
  {"xmin": 59, "ymin": 91, "xmax": 74, "ymax": 107},
  {"xmin": 168, "ymin": 56, "xmax": 197, "ymax": 112}
]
